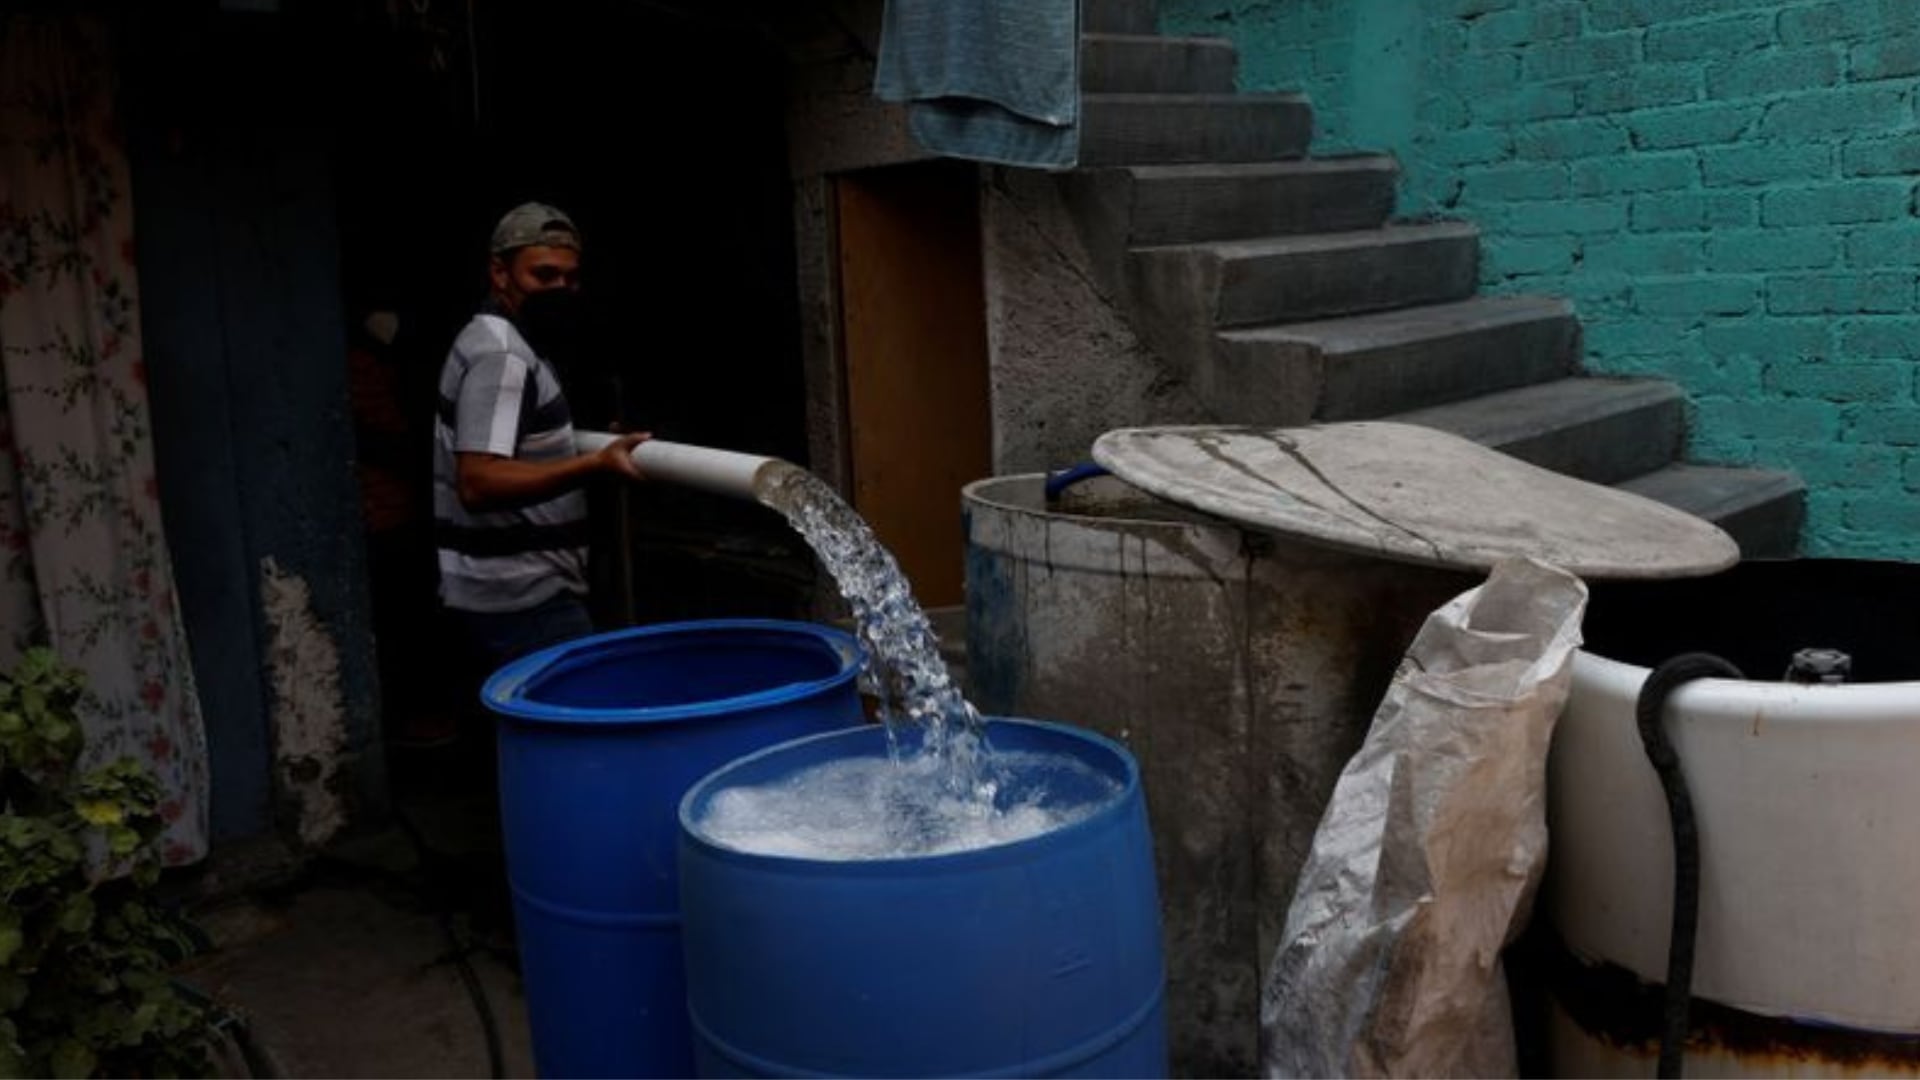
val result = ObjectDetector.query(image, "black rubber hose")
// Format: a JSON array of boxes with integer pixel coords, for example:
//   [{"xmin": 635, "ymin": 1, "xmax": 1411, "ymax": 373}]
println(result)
[{"xmin": 1633, "ymin": 652, "xmax": 1742, "ymax": 1080}]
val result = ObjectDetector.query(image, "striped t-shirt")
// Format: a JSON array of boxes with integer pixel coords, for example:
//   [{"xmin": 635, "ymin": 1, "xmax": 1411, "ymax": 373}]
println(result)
[{"xmin": 433, "ymin": 312, "xmax": 589, "ymax": 613}]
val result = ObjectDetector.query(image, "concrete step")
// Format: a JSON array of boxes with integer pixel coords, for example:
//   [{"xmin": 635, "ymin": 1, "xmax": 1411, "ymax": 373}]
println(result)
[
  {"xmin": 1082, "ymin": 33, "xmax": 1237, "ymax": 93},
  {"xmin": 1081, "ymin": 93, "xmax": 1312, "ymax": 166},
  {"xmin": 1131, "ymin": 222, "xmax": 1480, "ymax": 330},
  {"xmin": 1212, "ymin": 295, "xmax": 1581, "ymax": 424},
  {"xmin": 1083, "ymin": 157, "xmax": 1398, "ymax": 248},
  {"xmin": 1084, "ymin": 0, "xmax": 1158, "ymax": 34},
  {"xmin": 1618, "ymin": 463, "xmax": 1806, "ymax": 558},
  {"xmin": 1390, "ymin": 376, "xmax": 1685, "ymax": 485}
]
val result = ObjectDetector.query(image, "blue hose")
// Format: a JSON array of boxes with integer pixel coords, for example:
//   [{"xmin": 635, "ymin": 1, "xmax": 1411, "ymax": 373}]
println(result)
[{"xmin": 1044, "ymin": 462, "xmax": 1109, "ymax": 503}]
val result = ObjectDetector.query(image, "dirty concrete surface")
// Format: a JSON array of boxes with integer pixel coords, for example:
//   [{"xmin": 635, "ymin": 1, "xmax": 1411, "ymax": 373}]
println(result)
[
  {"xmin": 178, "ymin": 745, "xmax": 536, "ymax": 1079},
  {"xmin": 184, "ymin": 884, "xmax": 534, "ymax": 1079}
]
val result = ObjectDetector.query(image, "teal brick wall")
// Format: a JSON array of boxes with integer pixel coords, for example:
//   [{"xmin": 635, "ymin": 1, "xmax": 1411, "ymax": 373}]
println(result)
[{"xmin": 1161, "ymin": 0, "xmax": 1920, "ymax": 559}]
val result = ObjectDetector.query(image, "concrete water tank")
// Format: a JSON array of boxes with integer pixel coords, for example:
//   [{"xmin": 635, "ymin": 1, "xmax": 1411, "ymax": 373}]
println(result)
[
  {"xmin": 962, "ymin": 472, "xmax": 1470, "ymax": 1077},
  {"xmin": 1545, "ymin": 559, "xmax": 1920, "ymax": 1077},
  {"xmin": 964, "ymin": 422, "xmax": 1741, "ymax": 1078}
]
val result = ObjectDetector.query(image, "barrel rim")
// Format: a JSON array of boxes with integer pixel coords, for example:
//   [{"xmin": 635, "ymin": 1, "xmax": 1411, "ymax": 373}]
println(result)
[
  {"xmin": 481, "ymin": 618, "xmax": 865, "ymax": 726},
  {"xmin": 677, "ymin": 717, "xmax": 1143, "ymax": 874},
  {"xmin": 962, "ymin": 473, "xmax": 1232, "ymax": 535}
]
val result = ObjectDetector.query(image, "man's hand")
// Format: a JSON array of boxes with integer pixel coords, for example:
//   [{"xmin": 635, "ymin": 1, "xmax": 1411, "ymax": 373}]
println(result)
[
  {"xmin": 599, "ymin": 431, "xmax": 651, "ymax": 481},
  {"xmin": 456, "ymin": 430, "xmax": 650, "ymax": 511}
]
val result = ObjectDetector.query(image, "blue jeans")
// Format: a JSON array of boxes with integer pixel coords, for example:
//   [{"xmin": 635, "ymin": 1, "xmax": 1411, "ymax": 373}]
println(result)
[{"xmin": 454, "ymin": 591, "xmax": 596, "ymax": 674}]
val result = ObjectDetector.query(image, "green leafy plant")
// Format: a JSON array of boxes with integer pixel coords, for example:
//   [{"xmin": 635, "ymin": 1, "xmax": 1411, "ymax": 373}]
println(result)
[{"xmin": 0, "ymin": 648, "xmax": 211, "ymax": 1078}]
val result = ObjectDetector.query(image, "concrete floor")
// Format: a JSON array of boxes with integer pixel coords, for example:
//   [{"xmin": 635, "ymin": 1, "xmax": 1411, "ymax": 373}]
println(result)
[
  {"xmin": 183, "ymin": 881, "xmax": 535, "ymax": 1078},
  {"xmin": 179, "ymin": 741, "xmax": 539, "ymax": 1079}
]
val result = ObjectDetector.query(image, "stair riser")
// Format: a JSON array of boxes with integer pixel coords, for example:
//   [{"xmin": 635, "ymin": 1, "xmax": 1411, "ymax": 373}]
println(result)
[
  {"xmin": 1713, "ymin": 496, "xmax": 1805, "ymax": 559},
  {"xmin": 1488, "ymin": 399, "xmax": 1683, "ymax": 484},
  {"xmin": 1084, "ymin": 0, "xmax": 1157, "ymax": 34},
  {"xmin": 1081, "ymin": 99, "xmax": 1311, "ymax": 165},
  {"xmin": 1206, "ymin": 234, "xmax": 1481, "ymax": 326},
  {"xmin": 1315, "ymin": 315, "xmax": 1580, "ymax": 419},
  {"xmin": 1127, "ymin": 167, "xmax": 1396, "ymax": 244},
  {"xmin": 1083, "ymin": 37, "xmax": 1237, "ymax": 94}
]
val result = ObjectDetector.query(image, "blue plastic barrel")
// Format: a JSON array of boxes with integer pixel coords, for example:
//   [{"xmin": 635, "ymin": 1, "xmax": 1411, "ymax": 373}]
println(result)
[
  {"xmin": 677, "ymin": 718, "xmax": 1168, "ymax": 1078},
  {"xmin": 483, "ymin": 619, "xmax": 865, "ymax": 1079}
]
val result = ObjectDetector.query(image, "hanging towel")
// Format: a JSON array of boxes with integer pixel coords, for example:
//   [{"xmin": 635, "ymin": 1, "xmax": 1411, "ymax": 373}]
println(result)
[{"xmin": 874, "ymin": 0, "xmax": 1080, "ymax": 169}]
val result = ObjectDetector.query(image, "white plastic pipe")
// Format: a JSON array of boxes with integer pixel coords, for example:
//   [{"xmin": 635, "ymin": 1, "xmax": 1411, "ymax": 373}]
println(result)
[{"xmin": 574, "ymin": 430, "xmax": 778, "ymax": 502}]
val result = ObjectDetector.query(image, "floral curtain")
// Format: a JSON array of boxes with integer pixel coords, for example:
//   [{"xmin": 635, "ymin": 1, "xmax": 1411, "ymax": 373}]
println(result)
[{"xmin": 0, "ymin": 16, "xmax": 209, "ymax": 865}]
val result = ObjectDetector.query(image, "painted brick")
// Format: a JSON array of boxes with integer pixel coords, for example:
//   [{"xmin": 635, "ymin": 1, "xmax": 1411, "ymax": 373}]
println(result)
[
  {"xmin": 1483, "ymin": 236, "xmax": 1578, "ymax": 277},
  {"xmin": 1702, "ymin": 320, "xmax": 1834, "ymax": 360},
  {"xmin": 1585, "ymin": 235, "xmax": 1707, "ymax": 274},
  {"xmin": 1841, "ymin": 318, "xmax": 1920, "ymax": 358},
  {"xmin": 1631, "ymin": 191, "xmax": 1757, "ymax": 231},
  {"xmin": 1548, "ymin": 271, "xmax": 1635, "ymax": 313},
  {"xmin": 1533, "ymin": 2, "xmax": 1587, "ymax": 39},
  {"xmin": 1645, "ymin": 13, "xmax": 1775, "ymax": 61},
  {"xmin": 1764, "ymin": 358, "xmax": 1910, "ymax": 400},
  {"xmin": 1842, "ymin": 496, "xmax": 1920, "ymax": 534},
  {"xmin": 1574, "ymin": 66, "xmax": 1700, "ymax": 114},
  {"xmin": 1522, "ymin": 34, "xmax": 1638, "ymax": 80},
  {"xmin": 1779, "ymin": 2, "xmax": 1904, "ymax": 47},
  {"xmin": 1504, "ymin": 198, "xmax": 1630, "ymax": 235},
  {"xmin": 1705, "ymin": 49, "xmax": 1842, "ymax": 99},
  {"xmin": 1772, "ymin": 441, "xmax": 1900, "ymax": 488},
  {"xmin": 1586, "ymin": 317, "xmax": 1699, "ymax": 358},
  {"xmin": 1685, "ymin": 421, "xmax": 1758, "ymax": 466},
  {"xmin": 1586, "ymin": 0, "xmax": 1788, "ymax": 33},
  {"xmin": 1629, "ymin": 102, "xmax": 1759, "ymax": 149},
  {"xmin": 1850, "ymin": 34, "xmax": 1920, "ymax": 80},
  {"xmin": 1471, "ymin": 85, "xmax": 1581, "ymax": 124},
  {"xmin": 1761, "ymin": 87, "xmax": 1910, "ymax": 139},
  {"xmin": 1424, "ymin": 93, "xmax": 1473, "ymax": 131},
  {"xmin": 1842, "ymin": 135, "xmax": 1920, "ymax": 178},
  {"xmin": 1634, "ymin": 275, "xmax": 1763, "ymax": 315},
  {"xmin": 1789, "ymin": 491, "xmax": 1850, "ymax": 541},
  {"xmin": 1470, "ymin": 5, "xmax": 1582, "ymax": 50},
  {"xmin": 1696, "ymin": 396, "xmax": 1839, "ymax": 440},
  {"xmin": 1427, "ymin": 128, "xmax": 1513, "ymax": 166},
  {"xmin": 1902, "ymin": 452, "xmax": 1920, "ymax": 492},
  {"xmin": 1612, "ymin": 352, "xmax": 1761, "ymax": 396},
  {"xmin": 1580, "ymin": 0, "xmax": 1640, "ymax": 30},
  {"xmin": 1768, "ymin": 273, "xmax": 1915, "ymax": 315},
  {"xmin": 1443, "ymin": 52, "xmax": 1522, "ymax": 93},
  {"xmin": 1461, "ymin": 162, "xmax": 1569, "ymax": 201},
  {"xmin": 1707, "ymin": 229, "xmax": 1841, "ymax": 272},
  {"xmin": 1437, "ymin": 0, "xmax": 1520, "ymax": 16},
  {"xmin": 1761, "ymin": 182, "xmax": 1913, "ymax": 227},
  {"xmin": 1515, "ymin": 118, "xmax": 1630, "ymax": 160},
  {"xmin": 1571, "ymin": 153, "xmax": 1697, "ymax": 195},
  {"xmin": 1844, "ymin": 225, "xmax": 1920, "ymax": 268},
  {"xmin": 1700, "ymin": 143, "xmax": 1833, "ymax": 187}
]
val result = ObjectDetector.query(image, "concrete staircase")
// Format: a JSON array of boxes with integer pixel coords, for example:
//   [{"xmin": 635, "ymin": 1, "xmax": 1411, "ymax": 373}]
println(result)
[{"xmin": 1067, "ymin": 0, "xmax": 1804, "ymax": 557}]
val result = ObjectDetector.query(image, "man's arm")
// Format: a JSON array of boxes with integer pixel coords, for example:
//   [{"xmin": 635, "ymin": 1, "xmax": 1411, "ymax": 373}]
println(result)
[{"xmin": 456, "ymin": 433, "xmax": 648, "ymax": 512}]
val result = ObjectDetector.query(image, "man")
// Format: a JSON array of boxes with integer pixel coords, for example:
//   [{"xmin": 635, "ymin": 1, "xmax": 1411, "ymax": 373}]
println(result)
[{"xmin": 433, "ymin": 202, "xmax": 646, "ymax": 668}]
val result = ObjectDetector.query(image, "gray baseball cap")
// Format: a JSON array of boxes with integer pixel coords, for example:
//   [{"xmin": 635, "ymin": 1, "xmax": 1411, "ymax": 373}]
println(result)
[{"xmin": 490, "ymin": 202, "xmax": 581, "ymax": 256}]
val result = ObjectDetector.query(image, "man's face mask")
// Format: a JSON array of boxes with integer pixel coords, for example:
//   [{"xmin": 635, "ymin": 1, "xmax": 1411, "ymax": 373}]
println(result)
[{"xmin": 515, "ymin": 287, "xmax": 586, "ymax": 361}]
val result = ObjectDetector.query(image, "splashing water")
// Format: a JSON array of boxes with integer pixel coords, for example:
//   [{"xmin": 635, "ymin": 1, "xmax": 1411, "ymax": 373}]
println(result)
[
  {"xmin": 753, "ymin": 463, "xmax": 989, "ymax": 796},
  {"xmin": 698, "ymin": 750, "xmax": 1122, "ymax": 861}
]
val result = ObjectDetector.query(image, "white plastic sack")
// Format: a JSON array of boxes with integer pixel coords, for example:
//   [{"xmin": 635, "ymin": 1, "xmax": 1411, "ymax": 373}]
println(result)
[{"xmin": 1261, "ymin": 557, "xmax": 1588, "ymax": 1079}]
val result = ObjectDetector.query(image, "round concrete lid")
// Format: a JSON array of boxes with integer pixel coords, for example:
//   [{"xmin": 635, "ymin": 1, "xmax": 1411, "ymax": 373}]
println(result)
[{"xmin": 1091, "ymin": 422, "xmax": 1740, "ymax": 579}]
